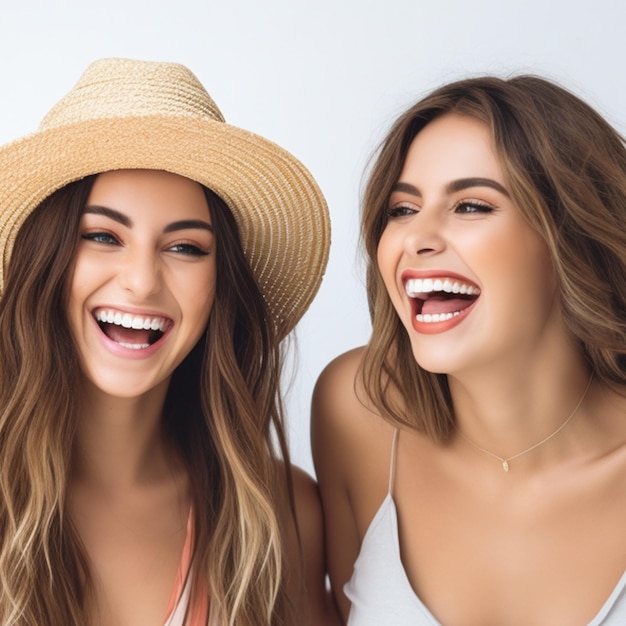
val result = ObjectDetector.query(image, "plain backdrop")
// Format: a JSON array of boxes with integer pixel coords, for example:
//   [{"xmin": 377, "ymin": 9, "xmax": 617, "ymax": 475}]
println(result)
[{"xmin": 1, "ymin": 0, "xmax": 623, "ymax": 476}]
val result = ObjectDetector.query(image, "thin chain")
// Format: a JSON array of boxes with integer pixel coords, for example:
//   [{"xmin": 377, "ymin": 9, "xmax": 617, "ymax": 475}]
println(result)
[{"xmin": 458, "ymin": 374, "xmax": 594, "ymax": 472}]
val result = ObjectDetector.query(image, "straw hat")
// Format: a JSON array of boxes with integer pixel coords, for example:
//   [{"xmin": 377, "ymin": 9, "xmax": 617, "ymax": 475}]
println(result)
[{"xmin": 0, "ymin": 57, "xmax": 330, "ymax": 339}]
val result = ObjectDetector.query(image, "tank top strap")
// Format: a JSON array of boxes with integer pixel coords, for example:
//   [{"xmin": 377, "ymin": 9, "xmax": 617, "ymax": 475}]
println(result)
[{"xmin": 388, "ymin": 428, "xmax": 399, "ymax": 496}]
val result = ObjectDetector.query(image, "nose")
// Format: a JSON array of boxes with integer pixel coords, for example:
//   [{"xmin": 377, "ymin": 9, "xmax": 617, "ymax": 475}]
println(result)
[
  {"xmin": 117, "ymin": 246, "xmax": 162, "ymax": 298},
  {"xmin": 403, "ymin": 209, "xmax": 446, "ymax": 257}
]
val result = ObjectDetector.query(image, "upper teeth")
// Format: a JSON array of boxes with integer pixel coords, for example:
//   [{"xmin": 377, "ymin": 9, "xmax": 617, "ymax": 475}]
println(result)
[
  {"xmin": 405, "ymin": 278, "xmax": 480, "ymax": 298},
  {"xmin": 95, "ymin": 309, "xmax": 169, "ymax": 332}
]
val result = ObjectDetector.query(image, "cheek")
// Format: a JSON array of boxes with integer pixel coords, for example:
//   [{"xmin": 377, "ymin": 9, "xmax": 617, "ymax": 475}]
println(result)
[
  {"xmin": 66, "ymin": 262, "xmax": 89, "ymax": 326},
  {"xmin": 496, "ymin": 228, "xmax": 553, "ymax": 286},
  {"xmin": 184, "ymin": 269, "xmax": 216, "ymax": 324},
  {"xmin": 67, "ymin": 251, "xmax": 106, "ymax": 298},
  {"xmin": 474, "ymin": 227, "xmax": 556, "ymax": 321},
  {"xmin": 376, "ymin": 230, "xmax": 400, "ymax": 293},
  {"xmin": 376, "ymin": 231, "xmax": 411, "ymax": 326},
  {"xmin": 199, "ymin": 280, "xmax": 216, "ymax": 322}
]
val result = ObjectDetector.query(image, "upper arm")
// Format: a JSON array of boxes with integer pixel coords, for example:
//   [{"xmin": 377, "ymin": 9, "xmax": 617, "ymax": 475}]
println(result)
[
  {"xmin": 283, "ymin": 465, "xmax": 342, "ymax": 626},
  {"xmin": 310, "ymin": 347, "xmax": 370, "ymax": 622}
]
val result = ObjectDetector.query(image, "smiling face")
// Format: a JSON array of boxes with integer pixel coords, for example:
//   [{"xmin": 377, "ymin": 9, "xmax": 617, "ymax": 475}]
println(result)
[
  {"xmin": 67, "ymin": 169, "xmax": 216, "ymax": 400},
  {"xmin": 377, "ymin": 113, "xmax": 563, "ymax": 376}
]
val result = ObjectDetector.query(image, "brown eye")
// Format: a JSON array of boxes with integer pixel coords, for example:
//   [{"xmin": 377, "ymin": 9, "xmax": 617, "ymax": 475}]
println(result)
[
  {"xmin": 453, "ymin": 200, "xmax": 494, "ymax": 214},
  {"xmin": 167, "ymin": 242, "xmax": 209, "ymax": 256},
  {"xmin": 386, "ymin": 204, "xmax": 418, "ymax": 218}
]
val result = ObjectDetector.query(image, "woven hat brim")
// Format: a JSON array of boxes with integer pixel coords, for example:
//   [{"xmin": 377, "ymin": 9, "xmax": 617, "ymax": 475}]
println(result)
[{"xmin": 0, "ymin": 115, "xmax": 330, "ymax": 339}]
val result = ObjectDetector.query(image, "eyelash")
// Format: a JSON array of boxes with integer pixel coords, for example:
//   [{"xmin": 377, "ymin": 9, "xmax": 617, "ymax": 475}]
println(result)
[
  {"xmin": 453, "ymin": 199, "xmax": 494, "ymax": 214},
  {"xmin": 82, "ymin": 231, "xmax": 119, "ymax": 245},
  {"xmin": 386, "ymin": 204, "xmax": 417, "ymax": 219},
  {"xmin": 166, "ymin": 242, "xmax": 209, "ymax": 257},
  {"xmin": 385, "ymin": 199, "xmax": 495, "ymax": 218},
  {"xmin": 81, "ymin": 232, "xmax": 209, "ymax": 256}
]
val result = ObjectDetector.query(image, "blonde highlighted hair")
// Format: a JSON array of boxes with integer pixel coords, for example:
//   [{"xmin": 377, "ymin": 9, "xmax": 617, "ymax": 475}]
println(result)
[
  {"xmin": 360, "ymin": 75, "xmax": 626, "ymax": 441},
  {"xmin": 0, "ymin": 178, "xmax": 295, "ymax": 624}
]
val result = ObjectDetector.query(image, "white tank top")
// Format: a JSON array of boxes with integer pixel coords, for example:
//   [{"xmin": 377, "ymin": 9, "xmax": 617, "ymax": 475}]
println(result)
[{"xmin": 344, "ymin": 430, "xmax": 626, "ymax": 625}]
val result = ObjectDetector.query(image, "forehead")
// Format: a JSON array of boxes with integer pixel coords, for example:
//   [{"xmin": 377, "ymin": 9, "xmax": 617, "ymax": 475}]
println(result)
[
  {"xmin": 91, "ymin": 168, "xmax": 200, "ymax": 188},
  {"xmin": 86, "ymin": 169, "xmax": 210, "ymax": 219},
  {"xmin": 399, "ymin": 114, "xmax": 503, "ymax": 185}
]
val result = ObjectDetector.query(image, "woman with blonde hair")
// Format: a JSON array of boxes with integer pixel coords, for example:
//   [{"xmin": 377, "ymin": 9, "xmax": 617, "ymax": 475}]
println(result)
[
  {"xmin": 313, "ymin": 75, "xmax": 626, "ymax": 624},
  {"xmin": 0, "ymin": 58, "xmax": 334, "ymax": 625}
]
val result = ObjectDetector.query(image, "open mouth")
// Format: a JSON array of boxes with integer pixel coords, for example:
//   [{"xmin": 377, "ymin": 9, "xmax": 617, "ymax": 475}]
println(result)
[
  {"xmin": 93, "ymin": 309, "xmax": 172, "ymax": 349},
  {"xmin": 405, "ymin": 277, "xmax": 480, "ymax": 323}
]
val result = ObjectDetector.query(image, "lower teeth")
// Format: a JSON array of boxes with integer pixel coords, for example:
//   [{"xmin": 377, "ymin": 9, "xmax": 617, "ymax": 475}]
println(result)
[
  {"xmin": 416, "ymin": 311, "xmax": 461, "ymax": 323},
  {"xmin": 118, "ymin": 342, "xmax": 150, "ymax": 350}
]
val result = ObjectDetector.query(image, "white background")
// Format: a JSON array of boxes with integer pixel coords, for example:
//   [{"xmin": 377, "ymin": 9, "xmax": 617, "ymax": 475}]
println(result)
[{"xmin": 1, "ymin": 0, "xmax": 623, "ymax": 476}]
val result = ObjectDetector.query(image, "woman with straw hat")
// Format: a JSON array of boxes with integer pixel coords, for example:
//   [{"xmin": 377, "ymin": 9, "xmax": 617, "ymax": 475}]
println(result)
[{"xmin": 0, "ymin": 58, "xmax": 334, "ymax": 625}]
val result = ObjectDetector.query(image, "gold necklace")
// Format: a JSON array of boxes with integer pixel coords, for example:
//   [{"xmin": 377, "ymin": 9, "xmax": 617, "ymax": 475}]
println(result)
[{"xmin": 458, "ymin": 374, "xmax": 593, "ymax": 472}]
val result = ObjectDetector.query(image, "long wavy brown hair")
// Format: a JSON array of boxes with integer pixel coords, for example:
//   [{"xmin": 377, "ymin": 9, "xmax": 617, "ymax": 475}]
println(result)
[
  {"xmin": 0, "ymin": 175, "xmax": 295, "ymax": 625},
  {"xmin": 359, "ymin": 75, "xmax": 626, "ymax": 442}
]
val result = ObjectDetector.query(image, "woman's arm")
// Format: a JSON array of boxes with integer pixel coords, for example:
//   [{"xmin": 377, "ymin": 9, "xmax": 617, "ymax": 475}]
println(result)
[
  {"xmin": 311, "ymin": 347, "xmax": 377, "ymax": 623},
  {"xmin": 287, "ymin": 466, "xmax": 342, "ymax": 625}
]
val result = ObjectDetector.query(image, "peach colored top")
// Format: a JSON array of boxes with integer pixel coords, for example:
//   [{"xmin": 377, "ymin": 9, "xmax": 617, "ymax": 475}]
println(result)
[{"xmin": 164, "ymin": 511, "xmax": 210, "ymax": 626}]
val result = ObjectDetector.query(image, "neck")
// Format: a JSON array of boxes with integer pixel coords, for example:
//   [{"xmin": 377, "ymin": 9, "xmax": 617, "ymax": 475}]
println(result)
[
  {"xmin": 72, "ymin": 377, "xmax": 175, "ymax": 490},
  {"xmin": 448, "ymin": 349, "xmax": 593, "ymax": 470}
]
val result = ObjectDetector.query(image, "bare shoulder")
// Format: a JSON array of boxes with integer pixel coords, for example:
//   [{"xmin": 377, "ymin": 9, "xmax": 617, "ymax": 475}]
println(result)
[
  {"xmin": 312, "ymin": 347, "xmax": 380, "ymax": 445},
  {"xmin": 312, "ymin": 346, "xmax": 392, "ymax": 485},
  {"xmin": 313, "ymin": 345, "xmax": 366, "ymax": 412},
  {"xmin": 311, "ymin": 347, "xmax": 394, "ymax": 622}
]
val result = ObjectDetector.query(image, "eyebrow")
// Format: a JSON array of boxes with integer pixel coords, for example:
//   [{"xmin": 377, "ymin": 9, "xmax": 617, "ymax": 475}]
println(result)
[
  {"xmin": 447, "ymin": 177, "xmax": 509, "ymax": 196},
  {"xmin": 83, "ymin": 206, "xmax": 213, "ymax": 233},
  {"xmin": 391, "ymin": 177, "xmax": 510, "ymax": 197},
  {"xmin": 163, "ymin": 220, "xmax": 213, "ymax": 233},
  {"xmin": 84, "ymin": 205, "xmax": 131, "ymax": 227}
]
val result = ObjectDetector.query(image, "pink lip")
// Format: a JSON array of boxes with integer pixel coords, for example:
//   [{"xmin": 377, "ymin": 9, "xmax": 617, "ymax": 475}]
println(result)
[
  {"xmin": 90, "ymin": 307, "xmax": 173, "ymax": 360},
  {"xmin": 400, "ymin": 269, "xmax": 480, "ymax": 335}
]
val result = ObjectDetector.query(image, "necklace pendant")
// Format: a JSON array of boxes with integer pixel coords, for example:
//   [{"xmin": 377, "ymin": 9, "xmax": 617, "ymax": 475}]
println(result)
[{"xmin": 502, "ymin": 460, "xmax": 509, "ymax": 472}]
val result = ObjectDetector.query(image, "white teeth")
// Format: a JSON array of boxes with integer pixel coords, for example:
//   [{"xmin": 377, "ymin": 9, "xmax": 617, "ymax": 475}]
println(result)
[
  {"xmin": 118, "ymin": 342, "xmax": 150, "ymax": 350},
  {"xmin": 405, "ymin": 278, "xmax": 480, "ymax": 298},
  {"xmin": 416, "ymin": 311, "xmax": 461, "ymax": 323},
  {"xmin": 150, "ymin": 318, "xmax": 163, "ymax": 331},
  {"xmin": 95, "ymin": 309, "xmax": 169, "ymax": 333},
  {"xmin": 131, "ymin": 317, "xmax": 144, "ymax": 329},
  {"xmin": 408, "ymin": 277, "xmax": 479, "ymax": 324}
]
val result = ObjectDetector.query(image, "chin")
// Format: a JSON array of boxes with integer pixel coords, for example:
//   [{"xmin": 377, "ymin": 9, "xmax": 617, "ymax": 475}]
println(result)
[
  {"xmin": 407, "ymin": 339, "xmax": 472, "ymax": 377},
  {"xmin": 82, "ymin": 371, "xmax": 170, "ymax": 401}
]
